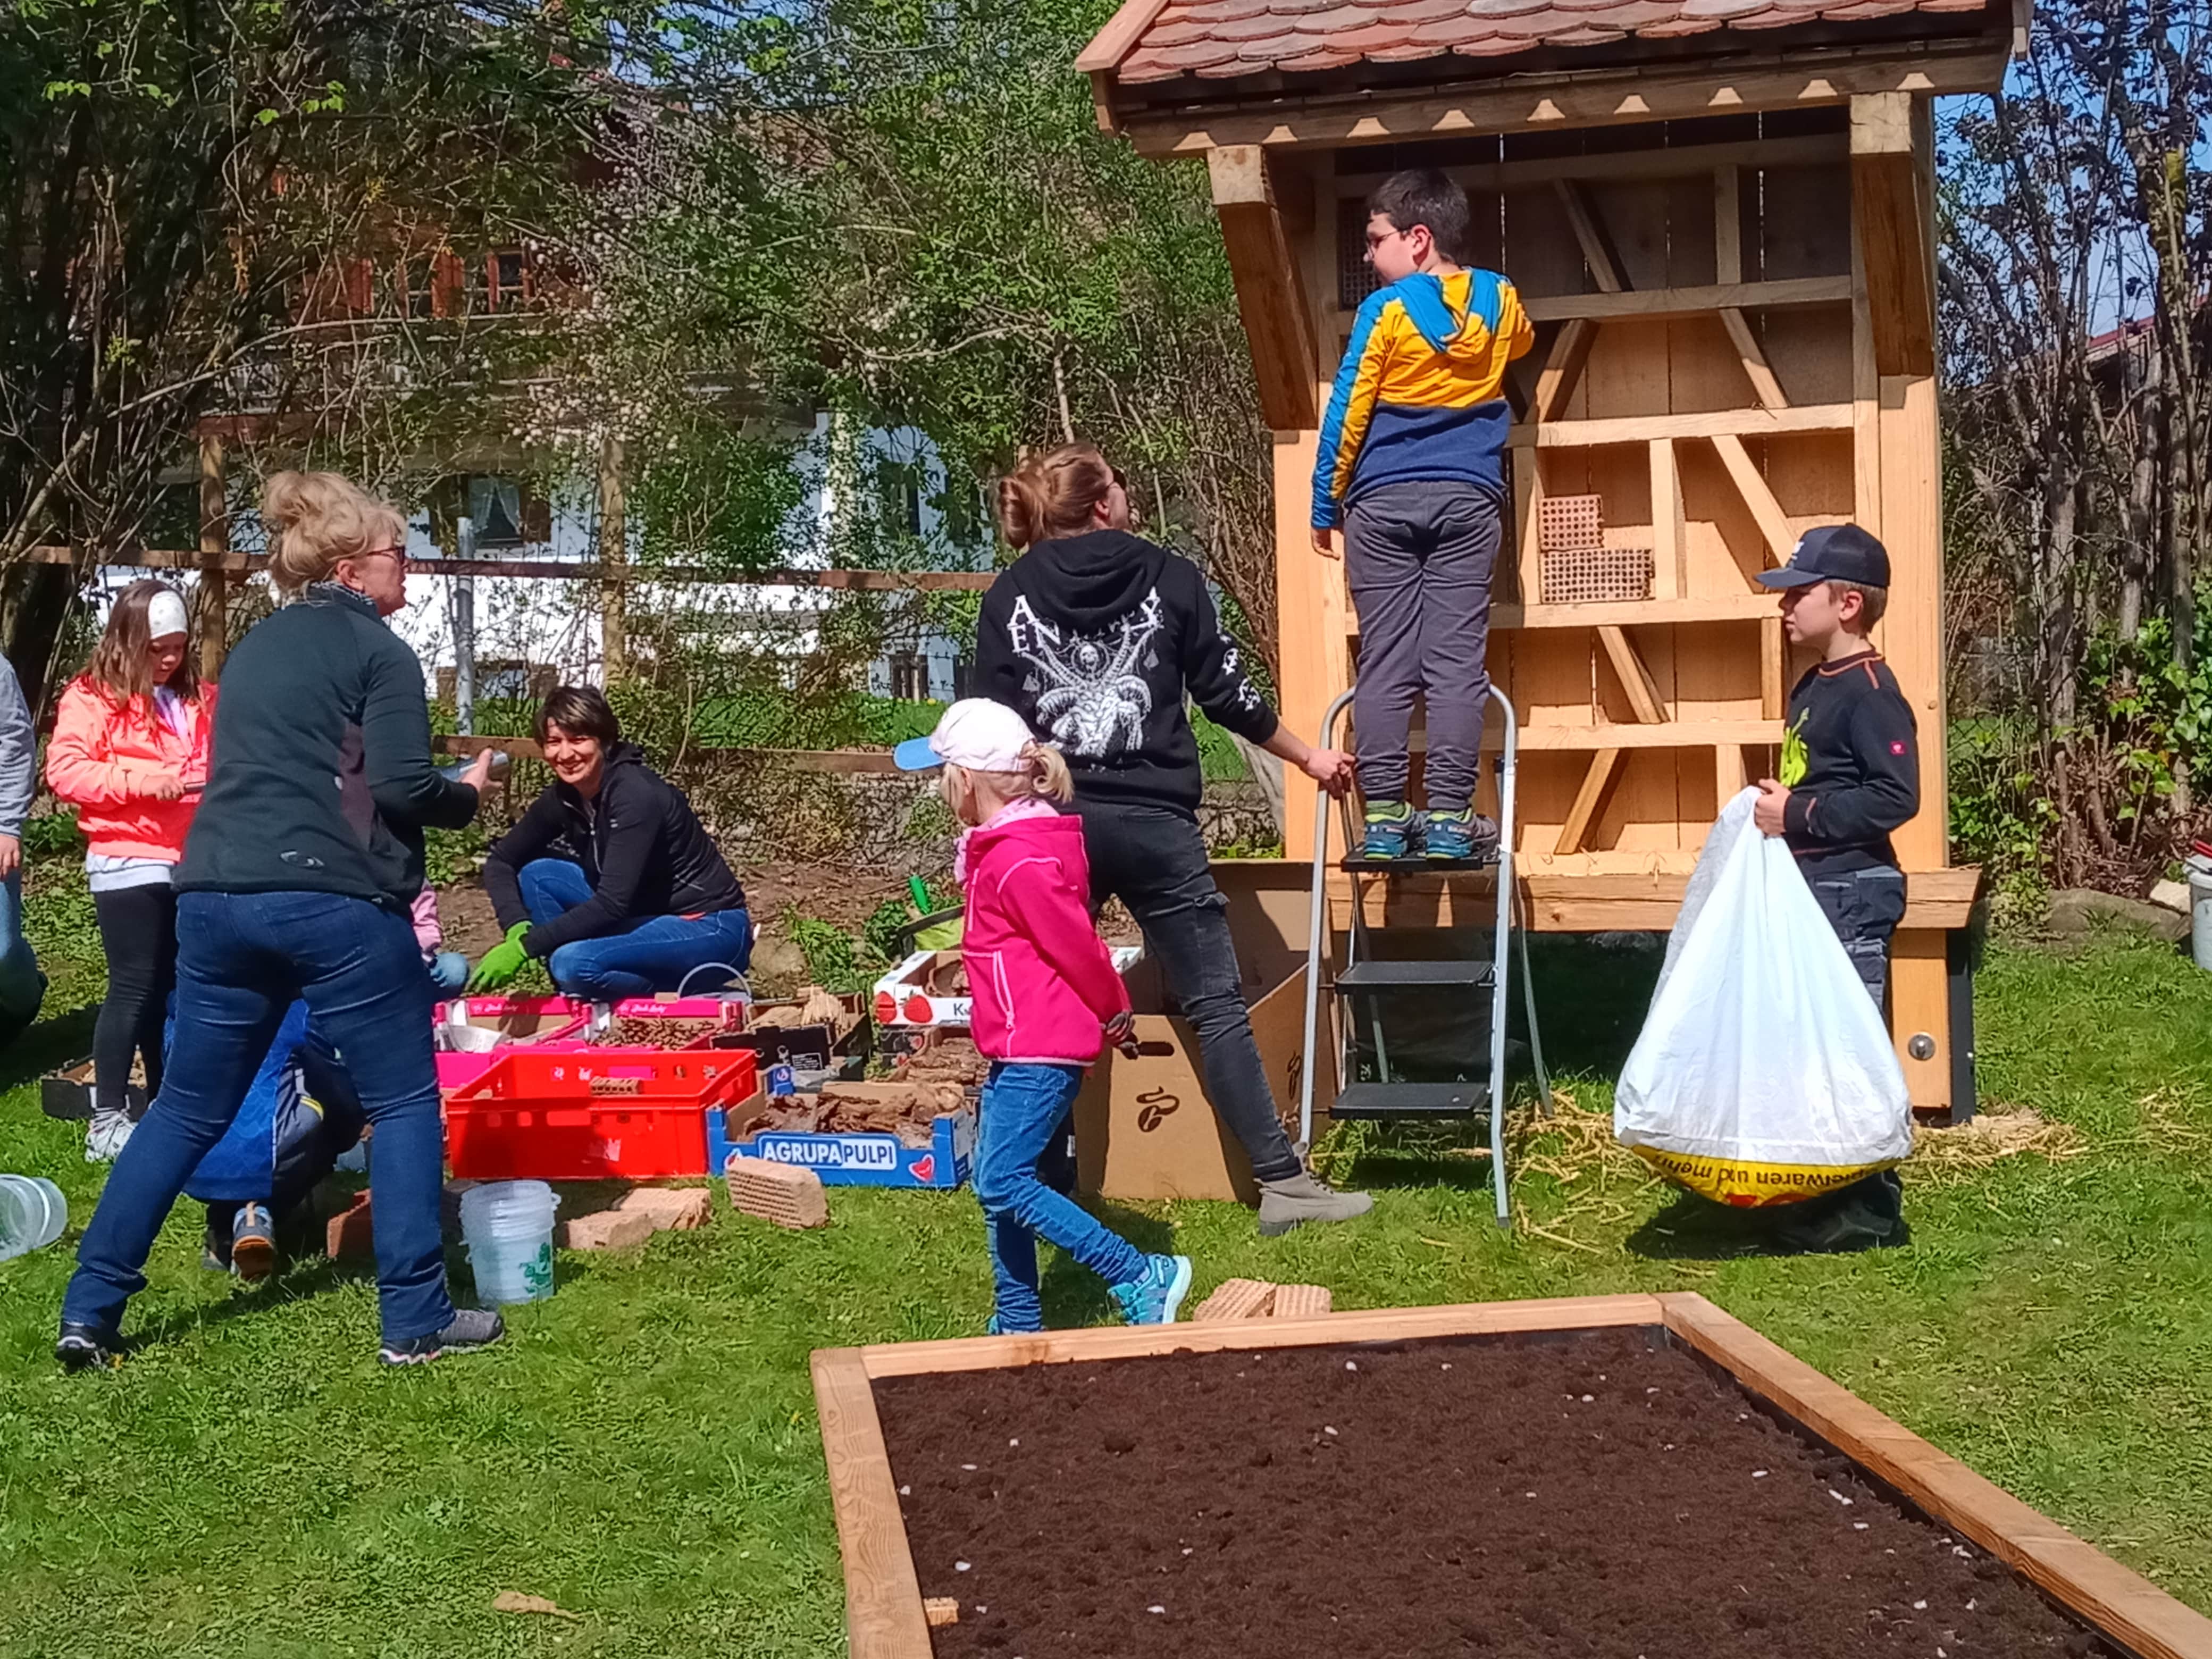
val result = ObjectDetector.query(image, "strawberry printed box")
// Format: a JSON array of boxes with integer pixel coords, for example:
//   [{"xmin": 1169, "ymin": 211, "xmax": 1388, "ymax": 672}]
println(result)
[{"xmin": 870, "ymin": 945, "xmax": 1143, "ymax": 1029}]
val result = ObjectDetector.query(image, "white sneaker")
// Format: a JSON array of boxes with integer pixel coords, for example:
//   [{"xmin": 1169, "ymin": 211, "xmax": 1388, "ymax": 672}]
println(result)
[{"xmin": 85, "ymin": 1113, "xmax": 134, "ymax": 1163}]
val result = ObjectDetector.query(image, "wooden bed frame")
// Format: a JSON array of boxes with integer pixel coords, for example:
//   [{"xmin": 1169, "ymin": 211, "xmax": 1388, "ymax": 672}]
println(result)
[{"xmin": 813, "ymin": 1293, "xmax": 2212, "ymax": 1659}]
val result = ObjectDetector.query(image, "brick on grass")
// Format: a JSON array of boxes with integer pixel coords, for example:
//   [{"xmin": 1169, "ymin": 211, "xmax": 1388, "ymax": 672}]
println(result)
[
  {"xmin": 613, "ymin": 1186, "xmax": 714, "ymax": 1232},
  {"xmin": 326, "ymin": 1192, "xmax": 373, "ymax": 1260},
  {"xmin": 559, "ymin": 1208, "xmax": 657, "ymax": 1251},
  {"xmin": 1269, "ymin": 1284, "xmax": 1333, "ymax": 1318},
  {"xmin": 725, "ymin": 1155, "xmax": 829, "ymax": 1229},
  {"xmin": 1192, "ymin": 1278, "xmax": 1277, "ymax": 1321}
]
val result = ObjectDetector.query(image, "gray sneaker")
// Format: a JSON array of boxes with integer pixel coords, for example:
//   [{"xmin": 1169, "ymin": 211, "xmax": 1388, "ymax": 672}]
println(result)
[
  {"xmin": 377, "ymin": 1308, "xmax": 505, "ymax": 1368},
  {"xmin": 1257, "ymin": 1169, "xmax": 1375, "ymax": 1236}
]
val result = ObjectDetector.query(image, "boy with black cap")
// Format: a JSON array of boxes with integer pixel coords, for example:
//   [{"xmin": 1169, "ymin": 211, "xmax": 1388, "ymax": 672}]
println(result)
[{"xmin": 1750, "ymin": 523, "xmax": 1917, "ymax": 1251}]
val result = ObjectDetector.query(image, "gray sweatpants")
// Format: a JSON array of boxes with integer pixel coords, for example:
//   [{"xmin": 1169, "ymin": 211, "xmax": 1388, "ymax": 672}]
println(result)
[{"xmin": 1343, "ymin": 480, "xmax": 1501, "ymax": 812}]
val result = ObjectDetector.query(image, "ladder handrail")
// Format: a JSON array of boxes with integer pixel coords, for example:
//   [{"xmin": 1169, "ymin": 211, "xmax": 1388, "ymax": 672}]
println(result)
[{"xmin": 1298, "ymin": 688, "xmax": 1359, "ymax": 1152}]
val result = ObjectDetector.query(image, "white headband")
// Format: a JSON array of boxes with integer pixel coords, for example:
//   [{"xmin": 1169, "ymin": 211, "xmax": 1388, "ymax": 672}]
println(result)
[{"xmin": 146, "ymin": 591, "xmax": 189, "ymax": 639}]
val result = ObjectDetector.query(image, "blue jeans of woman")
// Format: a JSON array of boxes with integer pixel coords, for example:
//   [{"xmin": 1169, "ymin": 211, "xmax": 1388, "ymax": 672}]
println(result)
[
  {"xmin": 974, "ymin": 1062, "xmax": 1145, "ymax": 1333},
  {"xmin": 64, "ymin": 891, "xmax": 454, "ymax": 1344},
  {"xmin": 517, "ymin": 859, "xmax": 752, "ymax": 1001}
]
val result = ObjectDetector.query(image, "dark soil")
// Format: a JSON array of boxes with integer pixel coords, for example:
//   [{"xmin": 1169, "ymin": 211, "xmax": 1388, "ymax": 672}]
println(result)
[{"xmin": 875, "ymin": 1328, "xmax": 2114, "ymax": 1659}]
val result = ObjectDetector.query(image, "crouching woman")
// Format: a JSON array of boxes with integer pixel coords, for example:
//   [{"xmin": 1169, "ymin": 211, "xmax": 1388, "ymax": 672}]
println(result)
[{"xmin": 470, "ymin": 686, "xmax": 751, "ymax": 1001}]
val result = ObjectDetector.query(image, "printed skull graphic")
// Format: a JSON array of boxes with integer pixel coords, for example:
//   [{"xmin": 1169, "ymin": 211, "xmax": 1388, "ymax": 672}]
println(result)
[{"xmin": 1008, "ymin": 591, "xmax": 1162, "ymax": 759}]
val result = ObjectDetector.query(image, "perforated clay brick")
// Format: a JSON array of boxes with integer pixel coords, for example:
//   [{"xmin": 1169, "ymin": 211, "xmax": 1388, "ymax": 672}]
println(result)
[
  {"xmin": 1192, "ymin": 1278, "xmax": 1278, "ymax": 1321},
  {"xmin": 725, "ymin": 1155, "xmax": 830, "ymax": 1229}
]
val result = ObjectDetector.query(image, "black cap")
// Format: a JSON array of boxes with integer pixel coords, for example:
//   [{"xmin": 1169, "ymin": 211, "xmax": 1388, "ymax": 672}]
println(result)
[{"xmin": 1755, "ymin": 523, "xmax": 1891, "ymax": 589}]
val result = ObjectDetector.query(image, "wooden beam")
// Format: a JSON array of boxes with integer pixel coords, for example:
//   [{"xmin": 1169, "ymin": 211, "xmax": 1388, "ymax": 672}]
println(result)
[
  {"xmin": 1715, "ymin": 743, "xmax": 1747, "ymax": 802},
  {"xmin": 1513, "ymin": 450, "xmax": 1544, "ymax": 607},
  {"xmin": 1714, "ymin": 165, "xmax": 1744, "ymax": 286},
  {"xmin": 1648, "ymin": 438, "xmax": 1686, "ymax": 599},
  {"xmin": 1123, "ymin": 43, "xmax": 2016, "ymax": 156},
  {"xmin": 1523, "ymin": 866, "xmax": 1983, "ymax": 932},
  {"xmin": 1486, "ymin": 719, "xmax": 1781, "ymax": 752},
  {"xmin": 1496, "ymin": 593, "xmax": 1777, "ymax": 630},
  {"xmin": 1553, "ymin": 178, "xmax": 1626, "ymax": 294},
  {"xmin": 1719, "ymin": 308, "xmax": 1791, "ymax": 410},
  {"xmin": 1596, "ymin": 625, "xmax": 1669, "ymax": 724},
  {"xmin": 1512, "ymin": 403, "xmax": 1852, "ymax": 449},
  {"xmin": 1761, "ymin": 615, "xmax": 1786, "ymax": 720},
  {"xmin": 1533, "ymin": 317, "xmax": 1597, "ymax": 422},
  {"xmin": 1074, "ymin": 0, "xmax": 1172, "ymax": 73},
  {"xmin": 810, "ymin": 1347, "xmax": 935, "ymax": 1659},
  {"xmin": 1555, "ymin": 748, "xmax": 1626, "ymax": 856},
  {"xmin": 1332, "ymin": 133, "xmax": 1849, "ymax": 195},
  {"xmin": 1210, "ymin": 147, "xmax": 1320, "ymax": 431},
  {"xmin": 1850, "ymin": 93, "xmax": 1936, "ymax": 378},
  {"xmin": 195, "ymin": 434, "xmax": 229, "ymax": 680},
  {"xmin": 1711, "ymin": 433, "xmax": 1798, "ymax": 565},
  {"xmin": 1518, "ymin": 274, "xmax": 1850, "ymax": 323},
  {"xmin": 19, "ymin": 546, "xmax": 1000, "ymax": 591}
]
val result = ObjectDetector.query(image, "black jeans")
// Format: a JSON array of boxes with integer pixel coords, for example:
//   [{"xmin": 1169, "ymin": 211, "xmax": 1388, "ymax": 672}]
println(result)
[
  {"xmin": 1806, "ymin": 865, "xmax": 1908, "ymax": 1011},
  {"xmin": 1072, "ymin": 797, "xmax": 1302, "ymax": 1183},
  {"xmin": 91, "ymin": 884, "xmax": 177, "ymax": 1119}
]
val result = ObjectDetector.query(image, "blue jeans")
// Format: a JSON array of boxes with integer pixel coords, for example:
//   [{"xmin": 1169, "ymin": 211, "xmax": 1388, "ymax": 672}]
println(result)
[
  {"xmin": 64, "ymin": 891, "xmax": 453, "ymax": 1343},
  {"xmin": 974, "ymin": 1062, "xmax": 1145, "ymax": 1333},
  {"xmin": 0, "ymin": 867, "xmax": 45, "ymax": 1042},
  {"xmin": 518, "ymin": 858, "xmax": 752, "ymax": 1001}
]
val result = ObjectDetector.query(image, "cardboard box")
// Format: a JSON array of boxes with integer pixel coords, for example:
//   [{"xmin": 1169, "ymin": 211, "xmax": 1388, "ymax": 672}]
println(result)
[
  {"xmin": 871, "ymin": 946, "xmax": 1143, "ymax": 1030},
  {"xmin": 1071, "ymin": 862, "xmax": 1335, "ymax": 1205},
  {"xmin": 716, "ymin": 1091, "xmax": 976, "ymax": 1189}
]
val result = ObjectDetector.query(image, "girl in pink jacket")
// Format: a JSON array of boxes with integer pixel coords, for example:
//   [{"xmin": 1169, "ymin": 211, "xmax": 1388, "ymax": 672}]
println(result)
[
  {"xmin": 46, "ymin": 583, "xmax": 213, "ymax": 1161},
  {"xmin": 896, "ymin": 698, "xmax": 1191, "ymax": 1333}
]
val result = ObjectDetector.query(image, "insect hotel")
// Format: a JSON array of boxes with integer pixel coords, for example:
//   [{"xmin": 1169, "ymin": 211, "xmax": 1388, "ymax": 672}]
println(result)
[{"xmin": 1078, "ymin": 0, "xmax": 2014, "ymax": 1116}]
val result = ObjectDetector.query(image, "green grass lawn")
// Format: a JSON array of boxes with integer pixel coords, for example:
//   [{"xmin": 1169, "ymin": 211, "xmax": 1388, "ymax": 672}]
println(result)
[{"xmin": 3, "ymin": 926, "xmax": 2211, "ymax": 1656}]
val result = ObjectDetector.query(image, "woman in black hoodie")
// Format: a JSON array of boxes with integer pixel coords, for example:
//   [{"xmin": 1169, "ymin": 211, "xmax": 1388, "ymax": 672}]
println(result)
[
  {"xmin": 974, "ymin": 443, "xmax": 1372, "ymax": 1237},
  {"xmin": 469, "ymin": 686, "xmax": 751, "ymax": 1000}
]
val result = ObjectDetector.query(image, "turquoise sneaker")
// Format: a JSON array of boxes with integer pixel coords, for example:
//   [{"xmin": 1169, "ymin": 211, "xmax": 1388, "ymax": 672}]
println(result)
[
  {"xmin": 1360, "ymin": 802, "xmax": 1418, "ymax": 859},
  {"xmin": 1422, "ymin": 809, "xmax": 1498, "ymax": 861},
  {"xmin": 1110, "ymin": 1254, "xmax": 1193, "ymax": 1326}
]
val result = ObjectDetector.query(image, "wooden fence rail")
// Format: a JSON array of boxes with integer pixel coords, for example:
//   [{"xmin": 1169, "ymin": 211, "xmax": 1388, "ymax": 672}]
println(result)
[{"xmin": 21, "ymin": 546, "xmax": 998, "ymax": 591}]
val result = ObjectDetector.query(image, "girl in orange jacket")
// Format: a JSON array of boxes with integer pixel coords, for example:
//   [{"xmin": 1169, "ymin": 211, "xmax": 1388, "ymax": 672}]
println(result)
[{"xmin": 46, "ymin": 581, "xmax": 214, "ymax": 1161}]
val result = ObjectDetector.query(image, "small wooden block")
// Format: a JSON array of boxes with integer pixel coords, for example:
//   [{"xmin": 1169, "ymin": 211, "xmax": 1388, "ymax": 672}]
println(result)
[
  {"xmin": 559, "ymin": 1208, "xmax": 657, "ymax": 1251},
  {"xmin": 923, "ymin": 1597, "xmax": 960, "ymax": 1628},
  {"xmin": 1192, "ymin": 1278, "xmax": 1278, "ymax": 1321},
  {"xmin": 725, "ymin": 1155, "xmax": 830, "ymax": 1229},
  {"xmin": 1269, "ymin": 1284, "xmax": 1333, "ymax": 1318},
  {"xmin": 326, "ymin": 1192, "xmax": 373, "ymax": 1261},
  {"xmin": 613, "ymin": 1186, "xmax": 714, "ymax": 1231}
]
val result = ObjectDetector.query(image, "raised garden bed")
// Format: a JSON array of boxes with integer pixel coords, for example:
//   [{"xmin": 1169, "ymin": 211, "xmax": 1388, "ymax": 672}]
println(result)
[{"xmin": 813, "ymin": 1295, "xmax": 2212, "ymax": 1659}]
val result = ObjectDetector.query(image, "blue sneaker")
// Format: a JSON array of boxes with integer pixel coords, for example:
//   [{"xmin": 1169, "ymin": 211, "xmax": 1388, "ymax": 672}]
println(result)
[
  {"xmin": 1422, "ymin": 809, "xmax": 1498, "ymax": 861},
  {"xmin": 1360, "ymin": 803, "xmax": 1418, "ymax": 860},
  {"xmin": 1110, "ymin": 1254, "xmax": 1193, "ymax": 1326},
  {"xmin": 984, "ymin": 1314, "xmax": 1043, "ymax": 1336}
]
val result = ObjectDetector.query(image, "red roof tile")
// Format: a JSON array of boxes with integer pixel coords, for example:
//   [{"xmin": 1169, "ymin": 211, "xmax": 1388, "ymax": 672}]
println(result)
[{"xmin": 1104, "ymin": 0, "xmax": 1990, "ymax": 81}]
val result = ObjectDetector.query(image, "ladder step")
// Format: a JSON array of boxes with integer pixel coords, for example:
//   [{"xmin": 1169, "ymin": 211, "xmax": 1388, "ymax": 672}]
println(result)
[
  {"xmin": 1331, "ymin": 1081, "xmax": 1492, "ymax": 1118},
  {"xmin": 1339, "ymin": 851, "xmax": 1499, "ymax": 874},
  {"xmin": 1334, "ymin": 959, "xmax": 1495, "ymax": 990}
]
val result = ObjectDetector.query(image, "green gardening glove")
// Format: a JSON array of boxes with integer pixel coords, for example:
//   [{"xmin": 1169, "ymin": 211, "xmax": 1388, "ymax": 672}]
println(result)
[{"xmin": 466, "ymin": 923, "xmax": 533, "ymax": 993}]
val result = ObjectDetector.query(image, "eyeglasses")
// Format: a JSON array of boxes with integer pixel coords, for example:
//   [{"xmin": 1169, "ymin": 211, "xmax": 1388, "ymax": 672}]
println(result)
[
  {"xmin": 1109, "ymin": 466, "xmax": 1129, "ymax": 492},
  {"xmin": 1364, "ymin": 225, "xmax": 1407, "ymax": 252},
  {"xmin": 359, "ymin": 544, "xmax": 409, "ymax": 569}
]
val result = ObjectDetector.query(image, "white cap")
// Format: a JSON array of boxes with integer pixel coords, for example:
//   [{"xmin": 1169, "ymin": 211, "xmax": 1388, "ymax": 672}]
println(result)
[
  {"xmin": 893, "ymin": 698, "xmax": 1036, "ymax": 773},
  {"xmin": 146, "ymin": 590, "xmax": 189, "ymax": 639}
]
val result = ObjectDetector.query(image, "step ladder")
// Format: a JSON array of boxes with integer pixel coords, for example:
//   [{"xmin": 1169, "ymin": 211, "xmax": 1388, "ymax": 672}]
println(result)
[{"xmin": 1296, "ymin": 684, "xmax": 1547, "ymax": 1228}]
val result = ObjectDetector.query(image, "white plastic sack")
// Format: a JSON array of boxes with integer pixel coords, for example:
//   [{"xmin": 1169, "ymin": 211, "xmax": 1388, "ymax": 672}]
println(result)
[{"xmin": 1614, "ymin": 789, "xmax": 1911, "ymax": 1206}]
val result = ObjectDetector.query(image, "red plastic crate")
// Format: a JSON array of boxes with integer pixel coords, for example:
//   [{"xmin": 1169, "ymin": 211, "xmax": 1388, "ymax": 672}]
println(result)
[{"xmin": 444, "ymin": 1049, "xmax": 758, "ymax": 1180}]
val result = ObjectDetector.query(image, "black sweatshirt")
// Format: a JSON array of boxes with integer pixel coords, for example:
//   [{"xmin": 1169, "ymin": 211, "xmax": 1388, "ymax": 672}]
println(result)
[
  {"xmin": 481, "ymin": 743, "xmax": 745, "ymax": 958},
  {"xmin": 177, "ymin": 583, "xmax": 478, "ymax": 909},
  {"xmin": 973, "ymin": 530, "xmax": 1279, "ymax": 815},
  {"xmin": 1781, "ymin": 648, "xmax": 1919, "ymax": 879}
]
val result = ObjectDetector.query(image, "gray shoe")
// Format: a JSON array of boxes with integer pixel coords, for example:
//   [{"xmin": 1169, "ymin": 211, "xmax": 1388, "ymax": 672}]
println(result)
[{"xmin": 1257, "ymin": 1169, "xmax": 1374, "ymax": 1236}]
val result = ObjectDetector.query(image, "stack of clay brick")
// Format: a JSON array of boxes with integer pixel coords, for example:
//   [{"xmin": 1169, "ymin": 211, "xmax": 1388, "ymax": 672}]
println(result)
[
  {"xmin": 1537, "ymin": 492, "xmax": 1653, "ymax": 606},
  {"xmin": 1189, "ymin": 1278, "xmax": 1334, "ymax": 1320},
  {"xmin": 559, "ymin": 1185, "xmax": 716, "ymax": 1250}
]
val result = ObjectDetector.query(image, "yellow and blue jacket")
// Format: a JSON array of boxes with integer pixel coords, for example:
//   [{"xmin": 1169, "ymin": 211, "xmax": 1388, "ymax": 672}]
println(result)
[{"xmin": 1311, "ymin": 267, "xmax": 1535, "ymax": 529}]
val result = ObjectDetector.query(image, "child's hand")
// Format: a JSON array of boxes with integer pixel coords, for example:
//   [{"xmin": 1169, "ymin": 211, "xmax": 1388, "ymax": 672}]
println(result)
[
  {"xmin": 1311, "ymin": 527, "xmax": 1339, "ymax": 559},
  {"xmin": 1105, "ymin": 1009, "xmax": 1139, "ymax": 1059},
  {"xmin": 1302, "ymin": 747, "xmax": 1355, "ymax": 795},
  {"xmin": 1753, "ymin": 779, "xmax": 1790, "ymax": 837}
]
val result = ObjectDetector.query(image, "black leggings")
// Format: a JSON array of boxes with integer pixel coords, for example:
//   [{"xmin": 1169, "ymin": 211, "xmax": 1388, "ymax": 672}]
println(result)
[{"xmin": 91, "ymin": 884, "xmax": 177, "ymax": 1119}]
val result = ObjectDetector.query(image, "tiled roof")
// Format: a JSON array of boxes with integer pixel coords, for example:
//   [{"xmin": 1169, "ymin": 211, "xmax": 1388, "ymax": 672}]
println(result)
[{"xmin": 1103, "ymin": 0, "xmax": 1990, "ymax": 85}]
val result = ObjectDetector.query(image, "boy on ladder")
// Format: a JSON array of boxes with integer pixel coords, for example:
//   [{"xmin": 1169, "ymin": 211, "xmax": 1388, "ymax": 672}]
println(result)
[{"xmin": 1312, "ymin": 167, "xmax": 1534, "ymax": 860}]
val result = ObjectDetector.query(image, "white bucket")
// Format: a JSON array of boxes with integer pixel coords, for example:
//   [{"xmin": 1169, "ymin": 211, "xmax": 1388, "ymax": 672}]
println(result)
[
  {"xmin": 2190, "ymin": 864, "xmax": 2212, "ymax": 973},
  {"xmin": 0, "ymin": 1175, "xmax": 68, "ymax": 1261},
  {"xmin": 458, "ymin": 1180, "xmax": 558, "ymax": 1306}
]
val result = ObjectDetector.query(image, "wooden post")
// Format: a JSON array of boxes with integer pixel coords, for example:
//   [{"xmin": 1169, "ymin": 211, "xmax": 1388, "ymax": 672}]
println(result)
[
  {"xmin": 1276, "ymin": 429, "xmax": 1347, "ymax": 858},
  {"xmin": 598, "ymin": 433, "xmax": 627, "ymax": 682},
  {"xmin": 1209, "ymin": 147, "xmax": 1320, "ymax": 432},
  {"xmin": 195, "ymin": 434, "xmax": 228, "ymax": 680}
]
